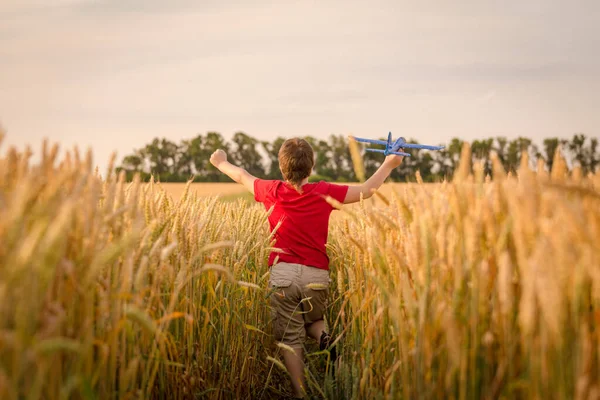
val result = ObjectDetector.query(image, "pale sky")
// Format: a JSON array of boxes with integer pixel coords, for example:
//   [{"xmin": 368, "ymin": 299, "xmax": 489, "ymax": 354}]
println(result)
[{"xmin": 1, "ymin": 0, "xmax": 599, "ymax": 173}]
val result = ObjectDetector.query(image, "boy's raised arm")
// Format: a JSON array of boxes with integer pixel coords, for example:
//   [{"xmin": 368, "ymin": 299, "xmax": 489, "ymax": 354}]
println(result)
[
  {"xmin": 343, "ymin": 154, "xmax": 403, "ymax": 204},
  {"xmin": 209, "ymin": 149, "xmax": 256, "ymax": 194}
]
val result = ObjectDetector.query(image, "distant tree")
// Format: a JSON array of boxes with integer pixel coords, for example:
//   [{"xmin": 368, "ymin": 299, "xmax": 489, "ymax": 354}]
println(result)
[
  {"xmin": 505, "ymin": 137, "xmax": 532, "ymax": 174},
  {"xmin": 230, "ymin": 131, "xmax": 265, "ymax": 178},
  {"xmin": 187, "ymin": 134, "xmax": 206, "ymax": 178},
  {"xmin": 122, "ymin": 151, "xmax": 145, "ymax": 173},
  {"xmin": 413, "ymin": 152, "xmax": 435, "ymax": 181},
  {"xmin": 304, "ymin": 136, "xmax": 334, "ymax": 181},
  {"xmin": 392, "ymin": 138, "xmax": 422, "ymax": 182},
  {"xmin": 327, "ymin": 134, "xmax": 355, "ymax": 182},
  {"xmin": 471, "ymin": 138, "xmax": 494, "ymax": 176},
  {"xmin": 495, "ymin": 137, "xmax": 508, "ymax": 169},
  {"xmin": 117, "ymin": 149, "xmax": 149, "ymax": 180},
  {"xmin": 430, "ymin": 147, "xmax": 452, "ymax": 181},
  {"xmin": 589, "ymin": 137, "xmax": 599, "ymax": 173},
  {"xmin": 143, "ymin": 138, "xmax": 180, "ymax": 181},
  {"xmin": 361, "ymin": 136, "xmax": 385, "ymax": 178},
  {"xmin": 261, "ymin": 136, "xmax": 286, "ymax": 179},
  {"xmin": 115, "ymin": 131, "xmax": 596, "ymax": 183},
  {"xmin": 448, "ymin": 138, "xmax": 465, "ymax": 171},
  {"xmin": 176, "ymin": 139, "xmax": 194, "ymax": 180},
  {"xmin": 190, "ymin": 132, "xmax": 231, "ymax": 182},
  {"xmin": 563, "ymin": 133, "xmax": 600, "ymax": 175},
  {"xmin": 542, "ymin": 138, "xmax": 561, "ymax": 172},
  {"xmin": 568, "ymin": 134, "xmax": 587, "ymax": 170}
]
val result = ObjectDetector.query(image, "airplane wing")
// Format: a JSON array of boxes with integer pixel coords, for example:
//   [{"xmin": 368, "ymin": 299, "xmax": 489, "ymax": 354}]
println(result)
[
  {"xmin": 351, "ymin": 136, "xmax": 388, "ymax": 145},
  {"xmin": 398, "ymin": 143, "xmax": 445, "ymax": 150},
  {"xmin": 365, "ymin": 148, "xmax": 411, "ymax": 157}
]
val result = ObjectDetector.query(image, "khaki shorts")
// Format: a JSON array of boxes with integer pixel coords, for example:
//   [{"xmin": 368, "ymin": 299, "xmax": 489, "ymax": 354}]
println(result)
[{"xmin": 269, "ymin": 262, "xmax": 330, "ymax": 348}]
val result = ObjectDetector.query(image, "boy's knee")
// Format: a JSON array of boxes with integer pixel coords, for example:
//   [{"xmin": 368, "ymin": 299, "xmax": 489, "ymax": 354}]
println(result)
[{"xmin": 272, "ymin": 318, "xmax": 305, "ymax": 348}]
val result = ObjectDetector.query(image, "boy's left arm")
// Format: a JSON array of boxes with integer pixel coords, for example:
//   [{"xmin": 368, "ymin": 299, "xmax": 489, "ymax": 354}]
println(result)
[{"xmin": 210, "ymin": 149, "xmax": 256, "ymax": 194}]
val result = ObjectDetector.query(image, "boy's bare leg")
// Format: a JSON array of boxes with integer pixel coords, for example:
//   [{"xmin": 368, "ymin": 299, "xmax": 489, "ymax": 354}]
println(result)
[
  {"xmin": 307, "ymin": 320, "xmax": 337, "ymax": 363},
  {"xmin": 306, "ymin": 319, "xmax": 326, "ymax": 341},
  {"xmin": 283, "ymin": 347, "xmax": 306, "ymax": 398}
]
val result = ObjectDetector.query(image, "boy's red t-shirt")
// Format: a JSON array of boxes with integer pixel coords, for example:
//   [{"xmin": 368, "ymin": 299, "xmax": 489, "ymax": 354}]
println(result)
[{"xmin": 254, "ymin": 179, "xmax": 349, "ymax": 270}]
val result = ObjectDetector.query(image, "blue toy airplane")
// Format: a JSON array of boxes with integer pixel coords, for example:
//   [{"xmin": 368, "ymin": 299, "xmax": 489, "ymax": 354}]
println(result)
[{"xmin": 350, "ymin": 132, "xmax": 444, "ymax": 157}]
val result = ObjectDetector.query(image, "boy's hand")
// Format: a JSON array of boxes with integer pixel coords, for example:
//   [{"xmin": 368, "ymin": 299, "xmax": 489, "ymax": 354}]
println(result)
[
  {"xmin": 383, "ymin": 154, "xmax": 404, "ymax": 168},
  {"xmin": 210, "ymin": 149, "xmax": 228, "ymax": 168},
  {"xmin": 344, "ymin": 152, "xmax": 404, "ymax": 204}
]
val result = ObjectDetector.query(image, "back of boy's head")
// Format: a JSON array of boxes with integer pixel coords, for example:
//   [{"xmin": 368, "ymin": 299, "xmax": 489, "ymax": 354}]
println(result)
[{"xmin": 278, "ymin": 138, "xmax": 314, "ymax": 191}]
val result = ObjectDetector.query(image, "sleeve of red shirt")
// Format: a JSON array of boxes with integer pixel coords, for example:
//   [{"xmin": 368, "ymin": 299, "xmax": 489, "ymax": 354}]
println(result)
[
  {"xmin": 325, "ymin": 182, "xmax": 349, "ymax": 208},
  {"xmin": 254, "ymin": 179, "xmax": 271, "ymax": 203}
]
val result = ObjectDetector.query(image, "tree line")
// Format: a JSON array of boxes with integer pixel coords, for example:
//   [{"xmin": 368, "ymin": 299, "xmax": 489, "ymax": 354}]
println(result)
[{"xmin": 116, "ymin": 132, "xmax": 599, "ymax": 183}]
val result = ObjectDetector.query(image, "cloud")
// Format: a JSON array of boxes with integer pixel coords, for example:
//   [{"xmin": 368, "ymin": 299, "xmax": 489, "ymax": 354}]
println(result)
[
  {"xmin": 361, "ymin": 62, "xmax": 591, "ymax": 84},
  {"xmin": 1, "ymin": 0, "xmax": 93, "ymax": 15},
  {"xmin": 73, "ymin": 0, "xmax": 226, "ymax": 15},
  {"xmin": 475, "ymin": 90, "xmax": 496, "ymax": 104}
]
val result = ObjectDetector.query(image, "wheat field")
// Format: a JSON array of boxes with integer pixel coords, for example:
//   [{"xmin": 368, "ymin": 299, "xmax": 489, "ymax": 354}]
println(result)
[
  {"xmin": 1, "ymin": 133, "xmax": 600, "ymax": 399},
  {"xmin": 157, "ymin": 182, "xmax": 406, "ymax": 203},
  {"xmin": 158, "ymin": 183, "xmax": 249, "ymax": 201}
]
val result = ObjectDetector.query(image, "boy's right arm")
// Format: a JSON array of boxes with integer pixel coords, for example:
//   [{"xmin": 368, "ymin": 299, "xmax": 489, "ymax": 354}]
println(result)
[
  {"xmin": 210, "ymin": 149, "xmax": 256, "ymax": 194},
  {"xmin": 343, "ymin": 154, "xmax": 403, "ymax": 204}
]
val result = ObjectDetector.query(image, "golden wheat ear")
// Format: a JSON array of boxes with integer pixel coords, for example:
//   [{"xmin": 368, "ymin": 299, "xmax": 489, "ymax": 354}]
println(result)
[{"xmin": 348, "ymin": 135, "xmax": 365, "ymax": 183}]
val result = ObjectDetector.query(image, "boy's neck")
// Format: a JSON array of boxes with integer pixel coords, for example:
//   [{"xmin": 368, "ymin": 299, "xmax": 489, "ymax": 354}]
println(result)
[{"xmin": 285, "ymin": 178, "xmax": 309, "ymax": 187}]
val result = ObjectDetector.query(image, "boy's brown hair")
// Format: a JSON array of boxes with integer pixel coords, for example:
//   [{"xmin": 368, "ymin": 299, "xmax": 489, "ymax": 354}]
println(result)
[{"xmin": 278, "ymin": 138, "xmax": 314, "ymax": 191}]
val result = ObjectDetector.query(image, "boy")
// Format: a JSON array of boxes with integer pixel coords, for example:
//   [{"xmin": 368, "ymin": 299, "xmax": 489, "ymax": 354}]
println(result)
[{"xmin": 209, "ymin": 138, "xmax": 403, "ymax": 398}]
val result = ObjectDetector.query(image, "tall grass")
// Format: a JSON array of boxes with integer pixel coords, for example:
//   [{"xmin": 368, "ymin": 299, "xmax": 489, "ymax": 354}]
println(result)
[
  {"xmin": 326, "ymin": 148, "xmax": 600, "ymax": 399},
  {"xmin": 0, "ymin": 136, "xmax": 284, "ymax": 399},
  {"xmin": 1, "ymin": 132, "xmax": 599, "ymax": 399}
]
